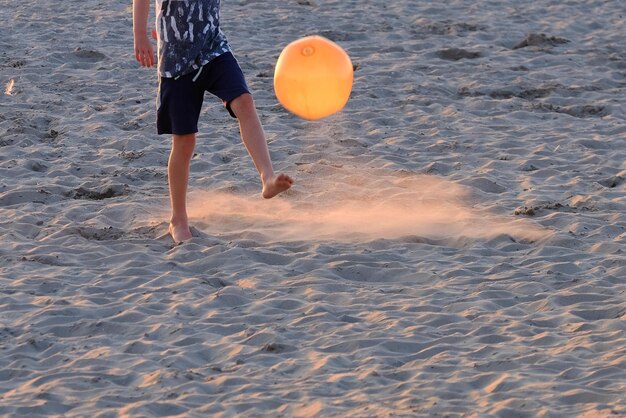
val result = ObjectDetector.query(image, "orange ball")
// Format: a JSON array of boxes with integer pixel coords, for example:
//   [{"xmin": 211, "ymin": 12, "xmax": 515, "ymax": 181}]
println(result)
[{"xmin": 274, "ymin": 36, "xmax": 353, "ymax": 120}]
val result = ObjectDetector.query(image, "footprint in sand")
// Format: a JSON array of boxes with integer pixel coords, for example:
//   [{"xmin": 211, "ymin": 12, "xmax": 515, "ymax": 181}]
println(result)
[
  {"xmin": 72, "ymin": 47, "xmax": 107, "ymax": 62},
  {"xmin": 512, "ymin": 33, "xmax": 570, "ymax": 50},
  {"xmin": 66, "ymin": 184, "xmax": 129, "ymax": 200},
  {"xmin": 436, "ymin": 48, "xmax": 482, "ymax": 61}
]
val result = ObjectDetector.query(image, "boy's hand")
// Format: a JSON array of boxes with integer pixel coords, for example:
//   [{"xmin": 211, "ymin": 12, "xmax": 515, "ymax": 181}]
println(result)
[{"xmin": 134, "ymin": 33, "xmax": 155, "ymax": 68}]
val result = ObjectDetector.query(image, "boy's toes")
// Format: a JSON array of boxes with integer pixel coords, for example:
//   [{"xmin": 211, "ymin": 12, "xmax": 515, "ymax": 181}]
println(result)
[
  {"xmin": 277, "ymin": 173, "xmax": 293, "ymax": 185},
  {"xmin": 262, "ymin": 174, "xmax": 293, "ymax": 199}
]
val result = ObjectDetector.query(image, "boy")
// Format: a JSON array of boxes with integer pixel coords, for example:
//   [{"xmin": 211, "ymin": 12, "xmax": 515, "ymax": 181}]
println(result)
[{"xmin": 132, "ymin": 0, "xmax": 293, "ymax": 243}]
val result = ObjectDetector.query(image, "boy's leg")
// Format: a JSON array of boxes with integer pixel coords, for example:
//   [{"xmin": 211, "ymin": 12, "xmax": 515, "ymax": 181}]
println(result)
[
  {"xmin": 229, "ymin": 93, "xmax": 293, "ymax": 198},
  {"xmin": 168, "ymin": 133, "xmax": 196, "ymax": 243}
]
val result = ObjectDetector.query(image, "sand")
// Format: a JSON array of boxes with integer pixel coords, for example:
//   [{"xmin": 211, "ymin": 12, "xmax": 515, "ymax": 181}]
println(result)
[{"xmin": 1, "ymin": 0, "xmax": 625, "ymax": 416}]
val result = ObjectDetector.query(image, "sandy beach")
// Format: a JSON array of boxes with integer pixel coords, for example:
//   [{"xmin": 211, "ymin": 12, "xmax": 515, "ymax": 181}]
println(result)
[{"xmin": 1, "ymin": 0, "xmax": 625, "ymax": 416}]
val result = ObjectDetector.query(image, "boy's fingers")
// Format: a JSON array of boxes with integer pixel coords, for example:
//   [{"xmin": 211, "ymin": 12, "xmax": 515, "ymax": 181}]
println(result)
[
  {"xmin": 143, "ymin": 48, "xmax": 154, "ymax": 67},
  {"xmin": 135, "ymin": 48, "xmax": 146, "ymax": 66},
  {"xmin": 135, "ymin": 48, "xmax": 154, "ymax": 68},
  {"xmin": 134, "ymin": 34, "xmax": 155, "ymax": 67}
]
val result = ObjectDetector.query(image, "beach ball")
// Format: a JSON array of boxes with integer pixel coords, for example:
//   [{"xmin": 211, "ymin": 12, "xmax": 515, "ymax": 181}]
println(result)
[{"xmin": 274, "ymin": 36, "xmax": 353, "ymax": 120}]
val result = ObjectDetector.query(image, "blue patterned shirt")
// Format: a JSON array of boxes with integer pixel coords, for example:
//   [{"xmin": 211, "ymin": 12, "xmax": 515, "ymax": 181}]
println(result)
[{"xmin": 156, "ymin": 0, "xmax": 231, "ymax": 78}]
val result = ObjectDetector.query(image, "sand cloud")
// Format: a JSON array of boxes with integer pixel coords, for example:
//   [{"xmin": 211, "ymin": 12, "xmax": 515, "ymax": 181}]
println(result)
[{"xmin": 188, "ymin": 168, "xmax": 549, "ymax": 243}]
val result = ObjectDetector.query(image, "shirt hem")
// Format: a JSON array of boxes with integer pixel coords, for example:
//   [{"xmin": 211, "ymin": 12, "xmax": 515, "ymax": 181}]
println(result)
[{"xmin": 158, "ymin": 48, "xmax": 232, "ymax": 79}]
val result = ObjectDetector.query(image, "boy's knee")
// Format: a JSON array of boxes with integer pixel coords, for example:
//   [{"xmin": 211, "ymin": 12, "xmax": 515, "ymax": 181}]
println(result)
[
  {"xmin": 172, "ymin": 133, "xmax": 196, "ymax": 153},
  {"xmin": 229, "ymin": 93, "xmax": 254, "ymax": 117},
  {"xmin": 173, "ymin": 132, "xmax": 195, "ymax": 139}
]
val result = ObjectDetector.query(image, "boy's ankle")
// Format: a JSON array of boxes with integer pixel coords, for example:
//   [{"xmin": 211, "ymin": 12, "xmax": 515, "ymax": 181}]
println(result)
[
  {"xmin": 261, "ymin": 171, "xmax": 275, "ymax": 185},
  {"xmin": 170, "ymin": 217, "xmax": 189, "ymax": 226}
]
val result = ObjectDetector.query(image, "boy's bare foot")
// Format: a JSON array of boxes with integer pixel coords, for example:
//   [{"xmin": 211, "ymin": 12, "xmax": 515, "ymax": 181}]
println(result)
[
  {"xmin": 262, "ymin": 173, "xmax": 293, "ymax": 199},
  {"xmin": 169, "ymin": 221, "xmax": 192, "ymax": 244}
]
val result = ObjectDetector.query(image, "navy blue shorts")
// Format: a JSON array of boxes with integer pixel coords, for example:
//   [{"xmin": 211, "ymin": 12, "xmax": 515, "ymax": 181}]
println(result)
[{"xmin": 157, "ymin": 52, "xmax": 250, "ymax": 135}]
